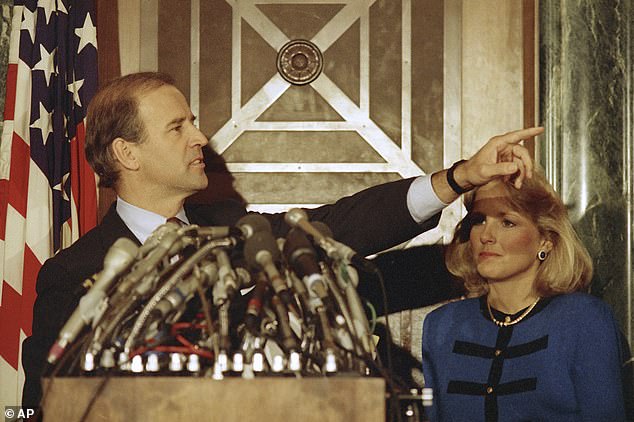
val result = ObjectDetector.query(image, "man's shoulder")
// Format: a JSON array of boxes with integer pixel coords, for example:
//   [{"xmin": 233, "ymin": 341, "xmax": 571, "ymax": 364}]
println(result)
[
  {"xmin": 185, "ymin": 199, "xmax": 247, "ymax": 226},
  {"xmin": 43, "ymin": 216, "xmax": 126, "ymax": 279},
  {"xmin": 54, "ymin": 224, "xmax": 108, "ymax": 259}
]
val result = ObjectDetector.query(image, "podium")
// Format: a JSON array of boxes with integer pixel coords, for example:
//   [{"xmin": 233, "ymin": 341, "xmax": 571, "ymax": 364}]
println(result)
[{"xmin": 42, "ymin": 377, "xmax": 385, "ymax": 421}]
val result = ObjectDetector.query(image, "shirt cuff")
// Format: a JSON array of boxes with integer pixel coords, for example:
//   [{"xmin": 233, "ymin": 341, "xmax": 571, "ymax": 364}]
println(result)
[{"xmin": 406, "ymin": 174, "xmax": 449, "ymax": 224}]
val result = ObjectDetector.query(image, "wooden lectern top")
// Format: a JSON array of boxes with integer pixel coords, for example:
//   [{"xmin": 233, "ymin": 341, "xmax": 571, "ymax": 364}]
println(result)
[{"xmin": 42, "ymin": 376, "xmax": 386, "ymax": 421}]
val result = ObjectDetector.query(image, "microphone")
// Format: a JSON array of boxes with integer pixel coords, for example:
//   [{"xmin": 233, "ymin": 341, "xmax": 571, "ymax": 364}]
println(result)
[
  {"xmin": 214, "ymin": 248, "xmax": 240, "ymax": 299},
  {"xmin": 245, "ymin": 271, "xmax": 269, "ymax": 334},
  {"xmin": 194, "ymin": 225, "xmax": 242, "ymax": 239},
  {"xmin": 271, "ymin": 294, "xmax": 299, "ymax": 353},
  {"xmin": 284, "ymin": 209, "xmax": 377, "ymax": 273},
  {"xmin": 236, "ymin": 214, "xmax": 271, "ymax": 239},
  {"xmin": 152, "ymin": 261, "xmax": 219, "ymax": 320},
  {"xmin": 115, "ymin": 229, "xmax": 183, "ymax": 296},
  {"xmin": 48, "ymin": 238, "xmax": 139, "ymax": 364},
  {"xmin": 243, "ymin": 229, "xmax": 295, "ymax": 313},
  {"xmin": 310, "ymin": 222, "xmax": 373, "ymax": 355},
  {"xmin": 283, "ymin": 228, "xmax": 330, "ymax": 307},
  {"xmin": 138, "ymin": 220, "xmax": 181, "ymax": 256}
]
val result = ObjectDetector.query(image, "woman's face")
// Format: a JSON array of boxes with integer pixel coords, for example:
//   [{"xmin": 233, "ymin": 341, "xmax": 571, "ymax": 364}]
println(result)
[{"xmin": 468, "ymin": 180, "xmax": 549, "ymax": 286}]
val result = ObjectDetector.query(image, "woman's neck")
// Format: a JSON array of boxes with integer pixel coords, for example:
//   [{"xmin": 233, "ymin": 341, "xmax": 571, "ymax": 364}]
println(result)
[{"xmin": 487, "ymin": 278, "xmax": 539, "ymax": 314}]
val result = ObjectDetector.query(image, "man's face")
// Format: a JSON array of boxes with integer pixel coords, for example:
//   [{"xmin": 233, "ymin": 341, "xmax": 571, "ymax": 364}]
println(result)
[{"xmin": 131, "ymin": 84, "xmax": 209, "ymax": 200}]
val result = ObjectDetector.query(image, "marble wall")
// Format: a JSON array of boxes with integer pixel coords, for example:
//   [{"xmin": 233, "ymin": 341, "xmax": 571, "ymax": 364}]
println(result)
[
  {"xmin": 540, "ymin": 0, "xmax": 634, "ymax": 344},
  {"xmin": 0, "ymin": 1, "xmax": 12, "ymax": 137}
]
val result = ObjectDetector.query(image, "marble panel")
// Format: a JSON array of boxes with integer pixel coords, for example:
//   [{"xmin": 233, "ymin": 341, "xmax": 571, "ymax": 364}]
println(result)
[
  {"xmin": 0, "ymin": 1, "xmax": 12, "ymax": 136},
  {"xmin": 461, "ymin": 0, "xmax": 523, "ymax": 158},
  {"xmin": 540, "ymin": 0, "xmax": 633, "ymax": 345}
]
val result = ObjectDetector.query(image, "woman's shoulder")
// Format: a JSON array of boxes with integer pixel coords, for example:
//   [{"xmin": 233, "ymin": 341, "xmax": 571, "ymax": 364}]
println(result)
[
  {"xmin": 547, "ymin": 292, "xmax": 618, "ymax": 323},
  {"xmin": 549, "ymin": 291, "xmax": 610, "ymax": 308},
  {"xmin": 426, "ymin": 297, "xmax": 480, "ymax": 322}
]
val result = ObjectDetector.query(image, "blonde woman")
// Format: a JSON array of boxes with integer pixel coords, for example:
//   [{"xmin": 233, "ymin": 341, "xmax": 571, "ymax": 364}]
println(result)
[{"xmin": 422, "ymin": 170, "xmax": 628, "ymax": 421}]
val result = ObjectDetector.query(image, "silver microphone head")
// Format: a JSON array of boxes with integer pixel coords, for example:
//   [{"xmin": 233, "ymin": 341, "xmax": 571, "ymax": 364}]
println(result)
[
  {"xmin": 284, "ymin": 208, "xmax": 308, "ymax": 228},
  {"xmin": 236, "ymin": 214, "xmax": 272, "ymax": 239},
  {"xmin": 103, "ymin": 237, "xmax": 139, "ymax": 274}
]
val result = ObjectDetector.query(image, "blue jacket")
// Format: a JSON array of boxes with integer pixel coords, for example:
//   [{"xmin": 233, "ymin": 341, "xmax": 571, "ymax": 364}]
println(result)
[{"xmin": 422, "ymin": 293, "xmax": 627, "ymax": 421}]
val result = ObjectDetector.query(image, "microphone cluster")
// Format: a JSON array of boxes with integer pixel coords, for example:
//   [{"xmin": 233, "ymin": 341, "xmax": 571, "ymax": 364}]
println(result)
[{"xmin": 49, "ymin": 210, "xmax": 379, "ymax": 379}]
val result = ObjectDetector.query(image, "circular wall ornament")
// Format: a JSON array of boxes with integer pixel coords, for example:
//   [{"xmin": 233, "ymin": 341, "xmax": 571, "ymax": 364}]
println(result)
[{"xmin": 276, "ymin": 39, "xmax": 324, "ymax": 85}]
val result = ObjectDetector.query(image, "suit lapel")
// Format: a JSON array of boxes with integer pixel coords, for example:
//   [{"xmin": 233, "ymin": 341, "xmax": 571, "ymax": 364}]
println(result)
[{"xmin": 97, "ymin": 203, "xmax": 142, "ymax": 253}]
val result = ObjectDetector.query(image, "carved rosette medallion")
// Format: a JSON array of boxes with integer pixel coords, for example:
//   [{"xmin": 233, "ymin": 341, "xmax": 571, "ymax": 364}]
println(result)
[{"xmin": 276, "ymin": 39, "xmax": 323, "ymax": 85}]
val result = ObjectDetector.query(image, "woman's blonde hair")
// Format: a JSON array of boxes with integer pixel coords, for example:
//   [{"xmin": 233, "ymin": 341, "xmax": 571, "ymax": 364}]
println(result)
[{"xmin": 445, "ymin": 170, "xmax": 593, "ymax": 297}]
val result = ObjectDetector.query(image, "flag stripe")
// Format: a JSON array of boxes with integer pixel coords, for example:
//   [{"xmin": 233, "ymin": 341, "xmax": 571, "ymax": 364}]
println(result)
[
  {"xmin": 70, "ymin": 121, "xmax": 97, "ymax": 236},
  {"xmin": 8, "ymin": 134, "xmax": 29, "ymax": 217},
  {"xmin": 0, "ymin": 281, "xmax": 21, "ymax": 369},
  {"xmin": 2, "ymin": 64, "xmax": 17, "ymax": 121}
]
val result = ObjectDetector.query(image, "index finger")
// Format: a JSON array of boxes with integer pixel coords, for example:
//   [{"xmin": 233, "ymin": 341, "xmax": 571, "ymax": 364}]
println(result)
[{"xmin": 493, "ymin": 126, "xmax": 544, "ymax": 147}]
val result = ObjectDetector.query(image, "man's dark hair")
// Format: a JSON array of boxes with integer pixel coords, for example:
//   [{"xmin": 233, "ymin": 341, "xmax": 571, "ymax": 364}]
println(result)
[{"xmin": 85, "ymin": 72, "xmax": 175, "ymax": 188}]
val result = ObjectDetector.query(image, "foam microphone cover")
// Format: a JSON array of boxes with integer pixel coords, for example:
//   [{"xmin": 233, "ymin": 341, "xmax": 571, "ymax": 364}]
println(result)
[{"xmin": 243, "ymin": 230, "xmax": 280, "ymax": 269}]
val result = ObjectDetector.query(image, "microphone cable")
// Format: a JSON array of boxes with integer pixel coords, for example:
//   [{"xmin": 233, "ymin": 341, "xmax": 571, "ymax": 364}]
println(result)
[
  {"xmin": 36, "ymin": 329, "xmax": 91, "ymax": 422},
  {"xmin": 366, "ymin": 264, "xmax": 404, "ymax": 422},
  {"xmin": 78, "ymin": 374, "xmax": 112, "ymax": 422}
]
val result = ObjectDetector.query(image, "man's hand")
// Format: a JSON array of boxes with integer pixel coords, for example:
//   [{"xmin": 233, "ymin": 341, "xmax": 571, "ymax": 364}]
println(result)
[
  {"xmin": 455, "ymin": 126, "xmax": 544, "ymax": 190},
  {"xmin": 431, "ymin": 127, "xmax": 544, "ymax": 204}
]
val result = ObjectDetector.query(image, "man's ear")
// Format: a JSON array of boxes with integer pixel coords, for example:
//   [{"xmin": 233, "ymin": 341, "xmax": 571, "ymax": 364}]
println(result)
[{"xmin": 111, "ymin": 138, "xmax": 139, "ymax": 171}]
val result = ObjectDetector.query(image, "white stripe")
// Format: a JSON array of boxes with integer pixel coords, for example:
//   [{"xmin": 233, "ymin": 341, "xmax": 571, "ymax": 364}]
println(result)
[
  {"xmin": 245, "ymin": 122, "xmax": 353, "ymax": 131},
  {"xmin": 25, "ymin": 160, "xmax": 53, "ymax": 264},
  {"xmin": 0, "ymin": 354, "xmax": 21, "ymax": 408},
  {"xmin": 237, "ymin": 2, "xmax": 289, "ymax": 51},
  {"xmin": 12, "ymin": 59, "xmax": 33, "ymax": 145},
  {"xmin": 212, "ymin": 74, "xmax": 290, "ymax": 153},
  {"xmin": 68, "ymin": 189, "xmax": 79, "ymax": 248},
  {"xmin": 311, "ymin": 0, "xmax": 377, "ymax": 52},
  {"xmin": 8, "ymin": 5, "xmax": 23, "ymax": 63},
  {"xmin": 359, "ymin": 4, "xmax": 369, "ymax": 114},
  {"xmin": 442, "ymin": 0, "xmax": 466, "ymax": 244},
  {"xmin": 231, "ymin": 1, "xmax": 242, "ymax": 117},
  {"xmin": 227, "ymin": 163, "xmax": 397, "ymax": 173},
  {"xmin": 0, "ymin": 120, "xmax": 14, "ymax": 180},
  {"xmin": 401, "ymin": 0, "xmax": 412, "ymax": 157},
  {"xmin": 311, "ymin": 75, "xmax": 423, "ymax": 177},
  {"xmin": 3, "ymin": 206, "xmax": 26, "ymax": 294}
]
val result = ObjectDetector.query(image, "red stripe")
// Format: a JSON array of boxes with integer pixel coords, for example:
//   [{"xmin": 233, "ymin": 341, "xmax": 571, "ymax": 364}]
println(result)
[
  {"xmin": 20, "ymin": 247, "xmax": 40, "ymax": 337},
  {"xmin": 70, "ymin": 122, "xmax": 97, "ymax": 236},
  {"xmin": 3, "ymin": 63, "xmax": 17, "ymax": 121},
  {"xmin": 0, "ymin": 282, "xmax": 22, "ymax": 369},
  {"xmin": 8, "ymin": 133, "xmax": 30, "ymax": 218},
  {"xmin": 0, "ymin": 246, "xmax": 40, "ymax": 369}
]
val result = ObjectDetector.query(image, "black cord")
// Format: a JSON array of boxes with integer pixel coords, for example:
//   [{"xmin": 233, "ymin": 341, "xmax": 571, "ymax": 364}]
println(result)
[
  {"xmin": 78, "ymin": 375, "xmax": 112, "ymax": 422},
  {"xmin": 372, "ymin": 266, "xmax": 404, "ymax": 422},
  {"xmin": 35, "ymin": 330, "xmax": 90, "ymax": 421}
]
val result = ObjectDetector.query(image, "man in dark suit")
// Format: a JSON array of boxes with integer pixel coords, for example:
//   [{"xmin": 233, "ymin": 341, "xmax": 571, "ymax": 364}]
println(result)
[{"xmin": 21, "ymin": 72, "xmax": 543, "ymax": 406}]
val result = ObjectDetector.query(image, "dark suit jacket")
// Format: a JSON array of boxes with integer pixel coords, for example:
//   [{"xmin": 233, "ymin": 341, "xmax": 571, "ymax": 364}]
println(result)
[{"xmin": 21, "ymin": 177, "xmax": 439, "ymax": 406}]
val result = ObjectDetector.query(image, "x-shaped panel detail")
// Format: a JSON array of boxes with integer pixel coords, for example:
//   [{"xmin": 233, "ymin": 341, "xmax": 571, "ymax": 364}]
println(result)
[{"xmin": 212, "ymin": 0, "xmax": 424, "ymax": 179}]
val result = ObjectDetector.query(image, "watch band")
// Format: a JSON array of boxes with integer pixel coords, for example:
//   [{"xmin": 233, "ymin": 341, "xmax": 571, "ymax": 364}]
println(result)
[{"xmin": 447, "ymin": 159, "xmax": 470, "ymax": 195}]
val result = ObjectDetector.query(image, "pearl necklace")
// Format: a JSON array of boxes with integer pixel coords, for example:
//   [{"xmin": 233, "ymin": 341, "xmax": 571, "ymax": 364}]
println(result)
[{"xmin": 487, "ymin": 297, "xmax": 540, "ymax": 327}]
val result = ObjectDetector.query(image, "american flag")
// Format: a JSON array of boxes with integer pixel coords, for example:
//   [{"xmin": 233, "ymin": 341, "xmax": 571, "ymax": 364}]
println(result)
[{"xmin": 0, "ymin": 0, "xmax": 98, "ymax": 407}]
